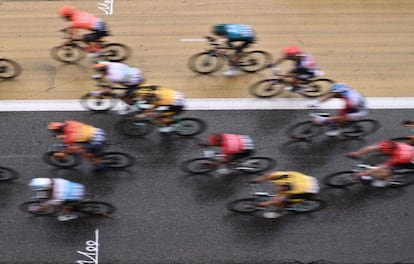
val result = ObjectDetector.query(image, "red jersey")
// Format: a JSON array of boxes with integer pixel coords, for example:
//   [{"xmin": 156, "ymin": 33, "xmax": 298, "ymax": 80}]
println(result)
[
  {"xmin": 382, "ymin": 142, "xmax": 414, "ymax": 167},
  {"xmin": 70, "ymin": 11, "xmax": 100, "ymax": 30},
  {"xmin": 221, "ymin": 134, "xmax": 255, "ymax": 157}
]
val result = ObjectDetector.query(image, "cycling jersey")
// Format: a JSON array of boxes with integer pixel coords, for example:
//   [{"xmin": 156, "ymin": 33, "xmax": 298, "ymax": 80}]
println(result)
[
  {"xmin": 106, "ymin": 63, "xmax": 143, "ymax": 86},
  {"xmin": 270, "ymin": 171, "xmax": 320, "ymax": 197},
  {"xmin": 222, "ymin": 24, "xmax": 256, "ymax": 42},
  {"xmin": 49, "ymin": 178, "xmax": 85, "ymax": 204},
  {"xmin": 70, "ymin": 11, "xmax": 105, "ymax": 31},
  {"xmin": 339, "ymin": 89, "xmax": 367, "ymax": 115},
  {"xmin": 381, "ymin": 142, "xmax": 414, "ymax": 168},
  {"xmin": 295, "ymin": 53, "xmax": 319, "ymax": 73},
  {"xmin": 221, "ymin": 134, "xmax": 255, "ymax": 157},
  {"xmin": 62, "ymin": 120, "xmax": 102, "ymax": 145},
  {"xmin": 154, "ymin": 87, "xmax": 185, "ymax": 107}
]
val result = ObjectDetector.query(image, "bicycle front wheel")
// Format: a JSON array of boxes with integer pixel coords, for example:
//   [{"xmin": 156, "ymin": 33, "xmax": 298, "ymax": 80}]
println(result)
[
  {"xmin": 80, "ymin": 93, "xmax": 119, "ymax": 111},
  {"xmin": 323, "ymin": 171, "xmax": 357, "ymax": 188},
  {"xmin": 187, "ymin": 52, "xmax": 223, "ymax": 74},
  {"xmin": 19, "ymin": 201, "xmax": 56, "ymax": 215},
  {"xmin": 249, "ymin": 78, "xmax": 286, "ymax": 98},
  {"xmin": 50, "ymin": 45, "xmax": 86, "ymax": 63},
  {"xmin": 43, "ymin": 151, "xmax": 82, "ymax": 168},
  {"xmin": 102, "ymin": 43, "xmax": 132, "ymax": 62},
  {"xmin": 99, "ymin": 152, "xmax": 135, "ymax": 169},
  {"xmin": 287, "ymin": 199, "xmax": 326, "ymax": 213},
  {"xmin": 75, "ymin": 201, "xmax": 116, "ymax": 215},
  {"xmin": 0, "ymin": 58, "xmax": 22, "ymax": 79},
  {"xmin": 0, "ymin": 166, "xmax": 19, "ymax": 181},
  {"xmin": 174, "ymin": 118, "xmax": 207, "ymax": 136},
  {"xmin": 286, "ymin": 121, "xmax": 322, "ymax": 140},
  {"xmin": 238, "ymin": 50, "xmax": 272, "ymax": 73},
  {"xmin": 180, "ymin": 158, "xmax": 216, "ymax": 174},
  {"xmin": 299, "ymin": 78, "xmax": 333, "ymax": 98},
  {"xmin": 241, "ymin": 157, "xmax": 276, "ymax": 173},
  {"xmin": 343, "ymin": 119, "xmax": 380, "ymax": 138},
  {"xmin": 227, "ymin": 198, "xmax": 258, "ymax": 213}
]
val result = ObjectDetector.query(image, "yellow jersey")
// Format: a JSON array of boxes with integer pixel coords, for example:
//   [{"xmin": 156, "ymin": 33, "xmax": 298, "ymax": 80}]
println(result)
[{"xmin": 269, "ymin": 171, "xmax": 319, "ymax": 196}]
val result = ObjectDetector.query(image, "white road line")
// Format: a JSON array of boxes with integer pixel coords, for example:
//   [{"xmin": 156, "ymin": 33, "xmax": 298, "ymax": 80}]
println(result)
[
  {"xmin": 0, "ymin": 98, "xmax": 413, "ymax": 111},
  {"xmin": 180, "ymin": 38, "xmax": 207, "ymax": 42}
]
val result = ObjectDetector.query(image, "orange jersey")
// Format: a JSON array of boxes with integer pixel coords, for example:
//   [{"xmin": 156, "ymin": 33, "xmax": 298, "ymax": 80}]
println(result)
[
  {"xmin": 70, "ymin": 11, "xmax": 100, "ymax": 30},
  {"xmin": 62, "ymin": 120, "xmax": 97, "ymax": 145}
]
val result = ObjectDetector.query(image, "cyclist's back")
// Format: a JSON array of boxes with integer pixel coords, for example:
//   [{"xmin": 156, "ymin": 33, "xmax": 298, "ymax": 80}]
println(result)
[
  {"xmin": 270, "ymin": 171, "xmax": 319, "ymax": 196},
  {"xmin": 52, "ymin": 178, "xmax": 85, "ymax": 203}
]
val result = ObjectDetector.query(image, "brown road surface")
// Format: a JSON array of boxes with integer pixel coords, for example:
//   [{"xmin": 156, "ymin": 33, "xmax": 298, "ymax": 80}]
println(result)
[{"xmin": 0, "ymin": 0, "xmax": 413, "ymax": 100}]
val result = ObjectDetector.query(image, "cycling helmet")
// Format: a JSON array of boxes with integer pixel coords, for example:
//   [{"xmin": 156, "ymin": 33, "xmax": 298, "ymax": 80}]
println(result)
[
  {"xmin": 59, "ymin": 6, "xmax": 75, "ymax": 17},
  {"xmin": 93, "ymin": 62, "xmax": 110, "ymax": 72},
  {"xmin": 29, "ymin": 178, "xmax": 52, "ymax": 191},
  {"xmin": 208, "ymin": 134, "xmax": 223, "ymax": 146},
  {"xmin": 330, "ymin": 83, "xmax": 349, "ymax": 94},
  {"xmin": 378, "ymin": 140, "xmax": 397, "ymax": 154},
  {"xmin": 284, "ymin": 46, "xmax": 301, "ymax": 56},
  {"xmin": 213, "ymin": 24, "xmax": 226, "ymax": 36}
]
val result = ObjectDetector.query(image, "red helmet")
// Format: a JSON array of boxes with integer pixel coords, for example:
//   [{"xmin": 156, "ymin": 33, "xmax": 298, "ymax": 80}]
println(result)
[
  {"xmin": 59, "ymin": 6, "xmax": 75, "ymax": 17},
  {"xmin": 208, "ymin": 134, "xmax": 223, "ymax": 146},
  {"xmin": 284, "ymin": 46, "xmax": 301, "ymax": 56},
  {"xmin": 378, "ymin": 140, "xmax": 397, "ymax": 154}
]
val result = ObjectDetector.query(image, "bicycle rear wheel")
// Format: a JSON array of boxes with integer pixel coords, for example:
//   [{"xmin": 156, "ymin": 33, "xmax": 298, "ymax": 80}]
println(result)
[
  {"xmin": 80, "ymin": 92, "xmax": 119, "ymax": 111},
  {"xmin": 286, "ymin": 121, "xmax": 322, "ymax": 140},
  {"xmin": 174, "ymin": 118, "xmax": 207, "ymax": 136},
  {"xmin": 99, "ymin": 152, "xmax": 135, "ymax": 169},
  {"xmin": 74, "ymin": 201, "xmax": 115, "ymax": 215},
  {"xmin": 342, "ymin": 119, "xmax": 380, "ymax": 138},
  {"xmin": 238, "ymin": 50, "xmax": 272, "ymax": 73},
  {"xmin": 249, "ymin": 78, "xmax": 286, "ymax": 98},
  {"xmin": 0, "ymin": 58, "xmax": 22, "ymax": 79},
  {"xmin": 299, "ymin": 78, "xmax": 334, "ymax": 98},
  {"xmin": 227, "ymin": 198, "xmax": 258, "ymax": 213},
  {"xmin": 323, "ymin": 171, "xmax": 357, "ymax": 188},
  {"xmin": 286, "ymin": 199, "xmax": 326, "ymax": 213},
  {"xmin": 387, "ymin": 171, "xmax": 414, "ymax": 188},
  {"xmin": 187, "ymin": 52, "xmax": 223, "ymax": 74},
  {"xmin": 102, "ymin": 43, "xmax": 132, "ymax": 62},
  {"xmin": 180, "ymin": 157, "xmax": 216, "ymax": 174},
  {"xmin": 0, "ymin": 166, "xmax": 19, "ymax": 181},
  {"xmin": 50, "ymin": 45, "xmax": 86, "ymax": 63},
  {"xmin": 43, "ymin": 151, "xmax": 82, "ymax": 168},
  {"xmin": 19, "ymin": 201, "xmax": 56, "ymax": 215}
]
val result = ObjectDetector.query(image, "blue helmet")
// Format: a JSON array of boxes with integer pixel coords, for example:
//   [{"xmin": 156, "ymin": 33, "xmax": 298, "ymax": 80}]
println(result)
[
  {"xmin": 330, "ymin": 83, "xmax": 349, "ymax": 94},
  {"xmin": 29, "ymin": 178, "xmax": 52, "ymax": 191}
]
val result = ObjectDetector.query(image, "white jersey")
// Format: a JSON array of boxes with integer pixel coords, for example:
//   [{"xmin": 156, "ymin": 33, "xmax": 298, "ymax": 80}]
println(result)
[
  {"xmin": 107, "ymin": 62, "xmax": 143, "ymax": 86},
  {"xmin": 50, "ymin": 178, "xmax": 85, "ymax": 204}
]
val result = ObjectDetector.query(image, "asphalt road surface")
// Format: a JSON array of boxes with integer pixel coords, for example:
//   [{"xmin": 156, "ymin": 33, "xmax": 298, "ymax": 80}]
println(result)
[{"xmin": 0, "ymin": 109, "xmax": 413, "ymax": 264}]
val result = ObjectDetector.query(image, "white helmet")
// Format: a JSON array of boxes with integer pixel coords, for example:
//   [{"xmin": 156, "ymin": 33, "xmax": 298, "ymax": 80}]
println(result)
[{"xmin": 29, "ymin": 178, "xmax": 52, "ymax": 191}]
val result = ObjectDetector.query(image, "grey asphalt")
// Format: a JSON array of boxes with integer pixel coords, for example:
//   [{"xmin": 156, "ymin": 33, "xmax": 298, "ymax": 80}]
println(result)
[{"xmin": 0, "ymin": 109, "xmax": 413, "ymax": 264}]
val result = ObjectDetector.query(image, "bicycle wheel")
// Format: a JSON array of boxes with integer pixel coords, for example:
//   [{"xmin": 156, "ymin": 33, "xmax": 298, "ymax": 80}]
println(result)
[
  {"xmin": 0, "ymin": 166, "xmax": 19, "ymax": 181},
  {"xmin": 249, "ymin": 78, "xmax": 286, "ymax": 98},
  {"xmin": 286, "ymin": 121, "xmax": 322, "ymax": 140},
  {"xmin": 227, "ymin": 198, "xmax": 258, "ymax": 213},
  {"xmin": 19, "ymin": 201, "xmax": 56, "ymax": 215},
  {"xmin": 0, "ymin": 58, "xmax": 22, "ymax": 79},
  {"xmin": 79, "ymin": 92, "xmax": 119, "ymax": 112},
  {"xmin": 118, "ymin": 117, "xmax": 155, "ymax": 136},
  {"xmin": 99, "ymin": 152, "xmax": 135, "ymax": 168},
  {"xmin": 43, "ymin": 151, "xmax": 82, "ymax": 168},
  {"xmin": 102, "ymin": 43, "xmax": 132, "ymax": 62},
  {"xmin": 299, "ymin": 78, "xmax": 334, "ymax": 98},
  {"xmin": 74, "ymin": 201, "xmax": 115, "ymax": 215},
  {"xmin": 50, "ymin": 45, "xmax": 86, "ymax": 63},
  {"xmin": 387, "ymin": 171, "xmax": 414, "ymax": 188},
  {"xmin": 286, "ymin": 198, "xmax": 326, "ymax": 213},
  {"xmin": 240, "ymin": 157, "xmax": 276, "ymax": 173},
  {"xmin": 174, "ymin": 118, "xmax": 207, "ymax": 136},
  {"xmin": 187, "ymin": 52, "xmax": 223, "ymax": 74},
  {"xmin": 180, "ymin": 158, "xmax": 216, "ymax": 174},
  {"xmin": 323, "ymin": 171, "xmax": 357, "ymax": 188},
  {"xmin": 238, "ymin": 50, "xmax": 272, "ymax": 73},
  {"xmin": 342, "ymin": 119, "xmax": 380, "ymax": 138}
]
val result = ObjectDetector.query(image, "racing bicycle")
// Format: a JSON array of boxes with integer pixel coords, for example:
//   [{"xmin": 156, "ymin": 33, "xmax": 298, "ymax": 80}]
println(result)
[
  {"xmin": 286, "ymin": 112, "xmax": 380, "ymax": 140},
  {"xmin": 43, "ymin": 144, "xmax": 135, "ymax": 169},
  {"xmin": 249, "ymin": 66, "xmax": 334, "ymax": 98},
  {"xmin": 0, "ymin": 166, "xmax": 19, "ymax": 182},
  {"xmin": 50, "ymin": 29, "xmax": 132, "ymax": 63},
  {"xmin": 227, "ymin": 183, "xmax": 325, "ymax": 217},
  {"xmin": 0, "ymin": 58, "xmax": 22, "ymax": 79},
  {"xmin": 187, "ymin": 36, "xmax": 272, "ymax": 74},
  {"xmin": 180, "ymin": 150, "xmax": 276, "ymax": 176}
]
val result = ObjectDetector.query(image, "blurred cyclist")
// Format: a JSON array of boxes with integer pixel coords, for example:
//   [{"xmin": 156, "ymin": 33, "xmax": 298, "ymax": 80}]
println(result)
[
  {"xmin": 135, "ymin": 86, "xmax": 185, "ymax": 133},
  {"xmin": 251, "ymin": 171, "xmax": 320, "ymax": 218},
  {"xmin": 58, "ymin": 6, "xmax": 109, "ymax": 57},
  {"xmin": 93, "ymin": 61, "xmax": 145, "ymax": 112},
  {"xmin": 269, "ymin": 46, "xmax": 320, "ymax": 91},
  {"xmin": 348, "ymin": 140, "xmax": 414, "ymax": 187},
  {"xmin": 309, "ymin": 83, "xmax": 368, "ymax": 136},
  {"xmin": 212, "ymin": 23, "xmax": 256, "ymax": 77},
  {"xmin": 48, "ymin": 120, "xmax": 107, "ymax": 170},
  {"xmin": 28, "ymin": 177, "xmax": 85, "ymax": 221}
]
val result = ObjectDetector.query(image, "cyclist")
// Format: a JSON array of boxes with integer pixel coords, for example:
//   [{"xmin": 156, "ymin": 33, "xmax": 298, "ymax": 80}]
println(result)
[
  {"xmin": 135, "ymin": 86, "xmax": 186, "ymax": 132},
  {"xmin": 309, "ymin": 83, "xmax": 368, "ymax": 136},
  {"xmin": 28, "ymin": 177, "xmax": 85, "ymax": 221},
  {"xmin": 48, "ymin": 120, "xmax": 107, "ymax": 170},
  {"xmin": 58, "ymin": 6, "xmax": 109, "ymax": 57},
  {"xmin": 251, "ymin": 171, "xmax": 320, "ymax": 218},
  {"xmin": 92, "ymin": 61, "xmax": 145, "ymax": 111},
  {"xmin": 268, "ymin": 46, "xmax": 320, "ymax": 91},
  {"xmin": 348, "ymin": 140, "xmax": 414, "ymax": 187},
  {"xmin": 212, "ymin": 23, "xmax": 256, "ymax": 77}
]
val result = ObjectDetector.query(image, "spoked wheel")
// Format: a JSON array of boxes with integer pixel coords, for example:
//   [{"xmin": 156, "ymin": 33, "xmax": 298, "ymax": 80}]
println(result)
[
  {"xmin": 0, "ymin": 166, "xmax": 19, "ymax": 181},
  {"xmin": 387, "ymin": 172, "xmax": 414, "ymax": 188},
  {"xmin": 174, "ymin": 118, "xmax": 207, "ymax": 136},
  {"xmin": 0, "ymin": 58, "xmax": 22, "ymax": 79},
  {"xmin": 342, "ymin": 119, "xmax": 380, "ymax": 138},
  {"xmin": 118, "ymin": 117, "xmax": 155, "ymax": 136},
  {"xmin": 298, "ymin": 78, "xmax": 334, "ymax": 98},
  {"xmin": 80, "ymin": 93, "xmax": 119, "ymax": 111},
  {"xmin": 238, "ymin": 50, "xmax": 272, "ymax": 73},
  {"xmin": 286, "ymin": 199, "xmax": 326, "ymax": 213},
  {"xmin": 43, "ymin": 151, "xmax": 82, "ymax": 168},
  {"xmin": 286, "ymin": 121, "xmax": 322, "ymax": 140},
  {"xmin": 249, "ymin": 78, "xmax": 286, "ymax": 98},
  {"xmin": 187, "ymin": 52, "xmax": 223, "ymax": 74},
  {"xmin": 102, "ymin": 43, "xmax": 132, "ymax": 62},
  {"xmin": 239, "ymin": 157, "xmax": 276, "ymax": 173},
  {"xmin": 50, "ymin": 45, "xmax": 85, "ymax": 63},
  {"xmin": 19, "ymin": 200, "xmax": 57, "ymax": 215},
  {"xmin": 180, "ymin": 158, "xmax": 216, "ymax": 174},
  {"xmin": 323, "ymin": 171, "xmax": 357, "ymax": 188},
  {"xmin": 99, "ymin": 152, "xmax": 135, "ymax": 169},
  {"xmin": 74, "ymin": 201, "xmax": 116, "ymax": 215},
  {"xmin": 227, "ymin": 198, "xmax": 258, "ymax": 213}
]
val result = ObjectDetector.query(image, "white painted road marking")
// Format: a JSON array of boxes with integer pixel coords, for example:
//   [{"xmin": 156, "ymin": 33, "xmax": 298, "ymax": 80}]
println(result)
[{"xmin": 76, "ymin": 229, "xmax": 99, "ymax": 264}]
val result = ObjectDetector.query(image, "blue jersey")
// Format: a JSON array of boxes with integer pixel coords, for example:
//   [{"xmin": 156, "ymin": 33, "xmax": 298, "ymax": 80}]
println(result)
[{"xmin": 224, "ymin": 24, "xmax": 255, "ymax": 42}]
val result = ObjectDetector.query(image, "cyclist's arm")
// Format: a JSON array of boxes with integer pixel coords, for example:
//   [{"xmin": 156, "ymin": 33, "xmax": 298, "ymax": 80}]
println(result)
[{"xmin": 352, "ymin": 145, "xmax": 378, "ymax": 158}]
